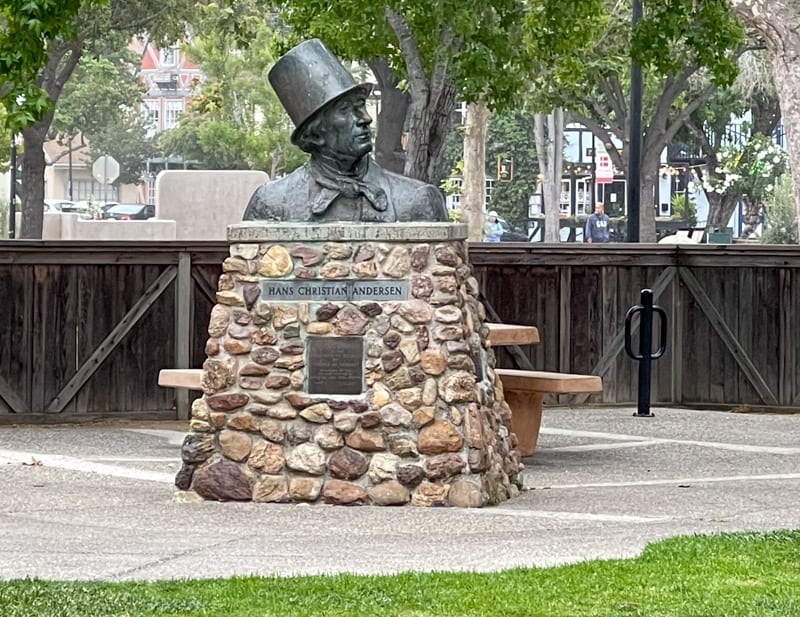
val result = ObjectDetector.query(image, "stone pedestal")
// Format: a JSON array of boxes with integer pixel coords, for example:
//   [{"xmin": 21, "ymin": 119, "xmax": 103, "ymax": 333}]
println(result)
[{"xmin": 176, "ymin": 222, "xmax": 521, "ymax": 507}]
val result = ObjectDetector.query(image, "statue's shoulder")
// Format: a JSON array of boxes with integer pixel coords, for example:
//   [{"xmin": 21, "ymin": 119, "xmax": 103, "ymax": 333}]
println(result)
[
  {"xmin": 254, "ymin": 166, "xmax": 308, "ymax": 199},
  {"xmin": 243, "ymin": 166, "xmax": 309, "ymax": 220},
  {"xmin": 373, "ymin": 164, "xmax": 447, "ymax": 222}
]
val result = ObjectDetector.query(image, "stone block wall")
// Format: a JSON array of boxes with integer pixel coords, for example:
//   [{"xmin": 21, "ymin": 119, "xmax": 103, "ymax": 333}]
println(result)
[{"xmin": 176, "ymin": 223, "xmax": 521, "ymax": 507}]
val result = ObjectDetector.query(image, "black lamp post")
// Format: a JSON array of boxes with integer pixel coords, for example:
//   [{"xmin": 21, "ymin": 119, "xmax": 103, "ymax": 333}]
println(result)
[
  {"xmin": 9, "ymin": 138, "xmax": 17, "ymax": 239},
  {"xmin": 627, "ymin": 0, "xmax": 643, "ymax": 242}
]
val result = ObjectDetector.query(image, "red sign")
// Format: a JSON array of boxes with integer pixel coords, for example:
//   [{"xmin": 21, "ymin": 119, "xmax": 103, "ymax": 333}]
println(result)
[{"xmin": 596, "ymin": 153, "xmax": 614, "ymax": 184}]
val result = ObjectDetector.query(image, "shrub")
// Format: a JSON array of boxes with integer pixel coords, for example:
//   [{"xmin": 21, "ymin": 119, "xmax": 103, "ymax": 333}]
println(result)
[
  {"xmin": 671, "ymin": 193, "xmax": 697, "ymax": 225},
  {"xmin": 760, "ymin": 174, "xmax": 798, "ymax": 244}
]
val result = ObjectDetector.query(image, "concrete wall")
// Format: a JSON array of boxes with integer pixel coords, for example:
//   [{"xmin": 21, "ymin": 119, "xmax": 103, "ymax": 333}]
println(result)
[
  {"xmin": 42, "ymin": 213, "xmax": 176, "ymax": 240},
  {"xmin": 155, "ymin": 170, "xmax": 269, "ymax": 240}
]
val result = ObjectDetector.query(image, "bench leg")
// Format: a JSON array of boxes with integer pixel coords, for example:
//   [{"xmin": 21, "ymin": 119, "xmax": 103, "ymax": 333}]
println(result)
[{"xmin": 504, "ymin": 390, "xmax": 544, "ymax": 457}]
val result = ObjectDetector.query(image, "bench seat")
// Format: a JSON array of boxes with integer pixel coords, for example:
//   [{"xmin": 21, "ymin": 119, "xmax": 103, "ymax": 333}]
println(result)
[
  {"xmin": 484, "ymin": 323, "xmax": 540, "ymax": 347},
  {"xmin": 159, "ymin": 368, "xmax": 202, "ymax": 391},
  {"xmin": 495, "ymin": 369, "xmax": 603, "ymax": 456}
]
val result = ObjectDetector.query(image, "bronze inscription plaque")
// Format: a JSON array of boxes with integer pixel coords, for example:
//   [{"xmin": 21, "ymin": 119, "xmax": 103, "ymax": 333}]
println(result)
[{"xmin": 306, "ymin": 336, "xmax": 364, "ymax": 395}]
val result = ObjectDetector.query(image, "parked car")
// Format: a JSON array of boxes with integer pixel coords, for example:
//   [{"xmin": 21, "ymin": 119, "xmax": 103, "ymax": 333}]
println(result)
[
  {"xmin": 102, "ymin": 203, "xmax": 155, "ymax": 220},
  {"xmin": 43, "ymin": 199, "xmax": 74, "ymax": 213},
  {"xmin": 498, "ymin": 217, "xmax": 530, "ymax": 242},
  {"xmin": 61, "ymin": 200, "xmax": 120, "ymax": 219}
]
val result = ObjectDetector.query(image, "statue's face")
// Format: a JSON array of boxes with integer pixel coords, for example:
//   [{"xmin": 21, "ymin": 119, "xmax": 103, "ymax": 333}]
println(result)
[{"xmin": 317, "ymin": 91, "xmax": 373, "ymax": 162}]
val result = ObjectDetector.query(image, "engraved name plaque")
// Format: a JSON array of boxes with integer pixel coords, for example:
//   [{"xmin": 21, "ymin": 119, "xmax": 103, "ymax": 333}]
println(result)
[
  {"xmin": 261, "ymin": 280, "xmax": 409, "ymax": 302},
  {"xmin": 306, "ymin": 336, "xmax": 364, "ymax": 395}
]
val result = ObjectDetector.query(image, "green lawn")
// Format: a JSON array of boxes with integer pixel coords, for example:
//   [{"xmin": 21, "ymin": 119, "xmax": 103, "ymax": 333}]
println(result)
[{"xmin": 2, "ymin": 530, "xmax": 799, "ymax": 617}]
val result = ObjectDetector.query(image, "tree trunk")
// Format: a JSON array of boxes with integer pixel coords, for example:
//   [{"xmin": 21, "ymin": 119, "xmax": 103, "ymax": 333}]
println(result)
[
  {"xmin": 639, "ymin": 145, "xmax": 660, "ymax": 241},
  {"xmin": 385, "ymin": 7, "xmax": 458, "ymax": 184},
  {"xmin": 534, "ymin": 109, "xmax": 564, "ymax": 243},
  {"xmin": 705, "ymin": 191, "xmax": 741, "ymax": 229},
  {"xmin": 19, "ymin": 122, "xmax": 50, "ymax": 239},
  {"xmin": 403, "ymin": 79, "xmax": 458, "ymax": 183},
  {"xmin": 367, "ymin": 58, "xmax": 409, "ymax": 175},
  {"xmin": 730, "ymin": 0, "xmax": 800, "ymax": 240},
  {"xmin": 18, "ymin": 40, "xmax": 83, "ymax": 239},
  {"xmin": 462, "ymin": 101, "xmax": 489, "ymax": 242}
]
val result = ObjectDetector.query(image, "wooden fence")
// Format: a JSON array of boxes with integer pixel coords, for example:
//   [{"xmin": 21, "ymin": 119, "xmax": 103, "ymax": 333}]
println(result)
[{"xmin": 1, "ymin": 241, "xmax": 798, "ymax": 424}]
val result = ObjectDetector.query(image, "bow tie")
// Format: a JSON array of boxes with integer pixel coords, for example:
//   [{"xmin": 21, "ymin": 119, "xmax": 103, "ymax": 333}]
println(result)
[{"xmin": 308, "ymin": 159, "xmax": 388, "ymax": 216}]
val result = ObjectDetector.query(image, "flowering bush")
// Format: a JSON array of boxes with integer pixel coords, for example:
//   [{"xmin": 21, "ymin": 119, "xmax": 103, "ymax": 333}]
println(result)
[{"xmin": 702, "ymin": 133, "xmax": 787, "ymax": 203}]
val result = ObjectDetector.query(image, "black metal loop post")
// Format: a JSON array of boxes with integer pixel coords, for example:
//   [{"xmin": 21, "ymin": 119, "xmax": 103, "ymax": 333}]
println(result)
[{"xmin": 624, "ymin": 288, "xmax": 667, "ymax": 417}]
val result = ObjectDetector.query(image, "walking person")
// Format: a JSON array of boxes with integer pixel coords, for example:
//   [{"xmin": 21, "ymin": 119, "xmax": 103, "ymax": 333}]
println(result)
[
  {"xmin": 585, "ymin": 202, "xmax": 611, "ymax": 243},
  {"xmin": 484, "ymin": 210, "xmax": 504, "ymax": 242}
]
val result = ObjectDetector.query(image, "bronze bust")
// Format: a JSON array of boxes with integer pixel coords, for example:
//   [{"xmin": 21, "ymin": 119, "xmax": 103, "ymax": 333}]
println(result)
[{"xmin": 243, "ymin": 39, "xmax": 448, "ymax": 223}]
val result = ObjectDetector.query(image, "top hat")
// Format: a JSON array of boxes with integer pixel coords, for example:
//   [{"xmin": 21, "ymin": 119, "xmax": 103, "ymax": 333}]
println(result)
[{"xmin": 268, "ymin": 39, "xmax": 373, "ymax": 144}]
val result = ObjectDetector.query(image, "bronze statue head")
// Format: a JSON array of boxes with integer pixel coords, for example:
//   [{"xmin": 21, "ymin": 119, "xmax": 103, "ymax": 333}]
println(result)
[{"xmin": 268, "ymin": 39, "xmax": 373, "ymax": 146}]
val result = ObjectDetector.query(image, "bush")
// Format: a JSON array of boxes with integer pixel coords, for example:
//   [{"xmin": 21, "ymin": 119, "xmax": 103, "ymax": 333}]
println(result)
[
  {"xmin": 761, "ymin": 174, "xmax": 798, "ymax": 244},
  {"xmin": 0, "ymin": 200, "xmax": 9, "ymax": 238},
  {"xmin": 671, "ymin": 193, "xmax": 697, "ymax": 225}
]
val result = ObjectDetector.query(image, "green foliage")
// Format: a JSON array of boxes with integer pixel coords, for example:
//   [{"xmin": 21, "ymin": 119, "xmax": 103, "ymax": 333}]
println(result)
[
  {"xmin": 671, "ymin": 193, "xmax": 697, "ymax": 225},
  {"xmin": 439, "ymin": 160, "xmax": 464, "ymax": 196},
  {"xmin": 761, "ymin": 174, "xmax": 798, "ymax": 245},
  {"xmin": 702, "ymin": 134, "xmax": 788, "ymax": 205},
  {"xmin": 159, "ymin": 13, "xmax": 304, "ymax": 174},
  {"xmin": 485, "ymin": 110, "xmax": 538, "ymax": 227},
  {"xmin": 634, "ymin": 0, "xmax": 745, "ymax": 87},
  {"xmin": 0, "ymin": 200, "xmax": 8, "ymax": 238},
  {"xmin": 2, "ymin": 531, "xmax": 800, "ymax": 616},
  {"xmin": 52, "ymin": 50, "xmax": 154, "ymax": 184},
  {"xmin": 278, "ymin": 0, "xmax": 529, "ymax": 111},
  {"xmin": 0, "ymin": 0, "xmax": 104, "ymax": 131}
]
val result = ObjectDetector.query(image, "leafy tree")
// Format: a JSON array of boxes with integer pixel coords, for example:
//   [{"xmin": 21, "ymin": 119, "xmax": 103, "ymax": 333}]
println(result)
[
  {"xmin": 159, "ymin": 14, "xmax": 304, "ymax": 176},
  {"xmin": 676, "ymin": 48, "xmax": 782, "ymax": 229},
  {"xmin": 485, "ymin": 110, "xmax": 539, "ymax": 228},
  {"xmin": 8, "ymin": 0, "xmax": 197, "ymax": 238},
  {"xmin": 278, "ymin": 0, "xmax": 531, "ymax": 184},
  {"xmin": 0, "ymin": 0, "xmax": 103, "ymax": 132},
  {"xmin": 51, "ymin": 50, "xmax": 155, "ymax": 186},
  {"xmin": 525, "ymin": 0, "xmax": 746, "ymax": 242},
  {"xmin": 700, "ymin": 133, "xmax": 787, "ymax": 238},
  {"xmin": 728, "ymin": 0, "xmax": 800, "ymax": 241}
]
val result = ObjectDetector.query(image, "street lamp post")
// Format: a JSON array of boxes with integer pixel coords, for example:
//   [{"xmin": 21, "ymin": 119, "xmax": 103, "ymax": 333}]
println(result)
[
  {"xmin": 627, "ymin": 0, "xmax": 643, "ymax": 242},
  {"xmin": 9, "ymin": 138, "xmax": 17, "ymax": 239}
]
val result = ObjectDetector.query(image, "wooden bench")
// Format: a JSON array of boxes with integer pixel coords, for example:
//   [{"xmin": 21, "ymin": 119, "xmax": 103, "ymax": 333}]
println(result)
[
  {"xmin": 159, "ymin": 368, "xmax": 202, "ymax": 391},
  {"xmin": 485, "ymin": 323, "xmax": 540, "ymax": 347},
  {"xmin": 159, "ymin": 323, "xmax": 537, "ymax": 392},
  {"xmin": 495, "ymin": 368, "xmax": 603, "ymax": 457}
]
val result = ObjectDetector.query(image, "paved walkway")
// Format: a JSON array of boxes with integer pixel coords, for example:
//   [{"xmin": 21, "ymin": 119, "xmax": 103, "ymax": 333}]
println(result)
[{"xmin": 2, "ymin": 407, "xmax": 800, "ymax": 581}]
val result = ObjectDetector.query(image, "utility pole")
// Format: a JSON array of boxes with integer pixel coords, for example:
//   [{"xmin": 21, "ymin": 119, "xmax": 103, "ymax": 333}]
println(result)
[{"xmin": 627, "ymin": 0, "xmax": 643, "ymax": 242}]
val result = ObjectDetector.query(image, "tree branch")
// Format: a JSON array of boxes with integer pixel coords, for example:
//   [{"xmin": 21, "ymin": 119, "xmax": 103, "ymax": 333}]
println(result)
[{"xmin": 385, "ymin": 7, "xmax": 428, "ymax": 100}]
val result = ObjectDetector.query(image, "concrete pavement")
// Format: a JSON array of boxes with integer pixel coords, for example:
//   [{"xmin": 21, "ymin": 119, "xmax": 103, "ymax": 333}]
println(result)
[{"xmin": 2, "ymin": 406, "xmax": 800, "ymax": 581}]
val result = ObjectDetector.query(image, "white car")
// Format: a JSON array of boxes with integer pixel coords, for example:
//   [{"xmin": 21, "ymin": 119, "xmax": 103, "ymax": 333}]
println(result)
[
  {"xmin": 63, "ymin": 200, "xmax": 119, "ymax": 219},
  {"xmin": 43, "ymin": 198, "xmax": 74, "ymax": 212}
]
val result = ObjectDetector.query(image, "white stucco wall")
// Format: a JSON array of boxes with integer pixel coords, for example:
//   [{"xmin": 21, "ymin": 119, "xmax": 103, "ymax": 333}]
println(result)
[{"xmin": 155, "ymin": 170, "xmax": 269, "ymax": 240}]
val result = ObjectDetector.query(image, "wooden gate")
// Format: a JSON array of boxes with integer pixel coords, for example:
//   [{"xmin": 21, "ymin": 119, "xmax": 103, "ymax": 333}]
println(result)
[
  {"xmin": 470, "ymin": 244, "xmax": 800, "ymax": 410},
  {"xmin": 0, "ymin": 242, "xmax": 226, "ymax": 423}
]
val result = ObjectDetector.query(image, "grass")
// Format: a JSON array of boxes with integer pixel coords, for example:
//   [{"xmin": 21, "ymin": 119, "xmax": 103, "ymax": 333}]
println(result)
[{"xmin": 2, "ymin": 530, "xmax": 800, "ymax": 616}]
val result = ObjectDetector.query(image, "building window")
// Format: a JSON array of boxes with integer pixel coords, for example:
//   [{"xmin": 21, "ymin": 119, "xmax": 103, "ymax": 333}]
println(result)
[
  {"xmin": 160, "ymin": 46, "xmax": 177, "ymax": 66},
  {"xmin": 143, "ymin": 100, "xmax": 160, "ymax": 137},
  {"xmin": 164, "ymin": 100, "xmax": 184, "ymax": 130},
  {"xmin": 72, "ymin": 179, "xmax": 118, "ymax": 203},
  {"xmin": 485, "ymin": 178, "xmax": 495, "ymax": 205},
  {"xmin": 576, "ymin": 178, "xmax": 591, "ymax": 215},
  {"xmin": 560, "ymin": 179, "xmax": 571, "ymax": 215}
]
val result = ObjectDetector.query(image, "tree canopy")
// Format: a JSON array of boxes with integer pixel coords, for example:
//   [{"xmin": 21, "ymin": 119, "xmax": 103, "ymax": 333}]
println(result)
[{"xmin": 159, "ymin": 12, "xmax": 304, "ymax": 175}]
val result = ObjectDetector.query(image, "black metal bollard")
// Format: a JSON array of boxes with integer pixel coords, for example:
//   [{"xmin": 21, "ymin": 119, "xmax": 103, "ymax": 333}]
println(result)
[{"xmin": 624, "ymin": 289, "xmax": 667, "ymax": 417}]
